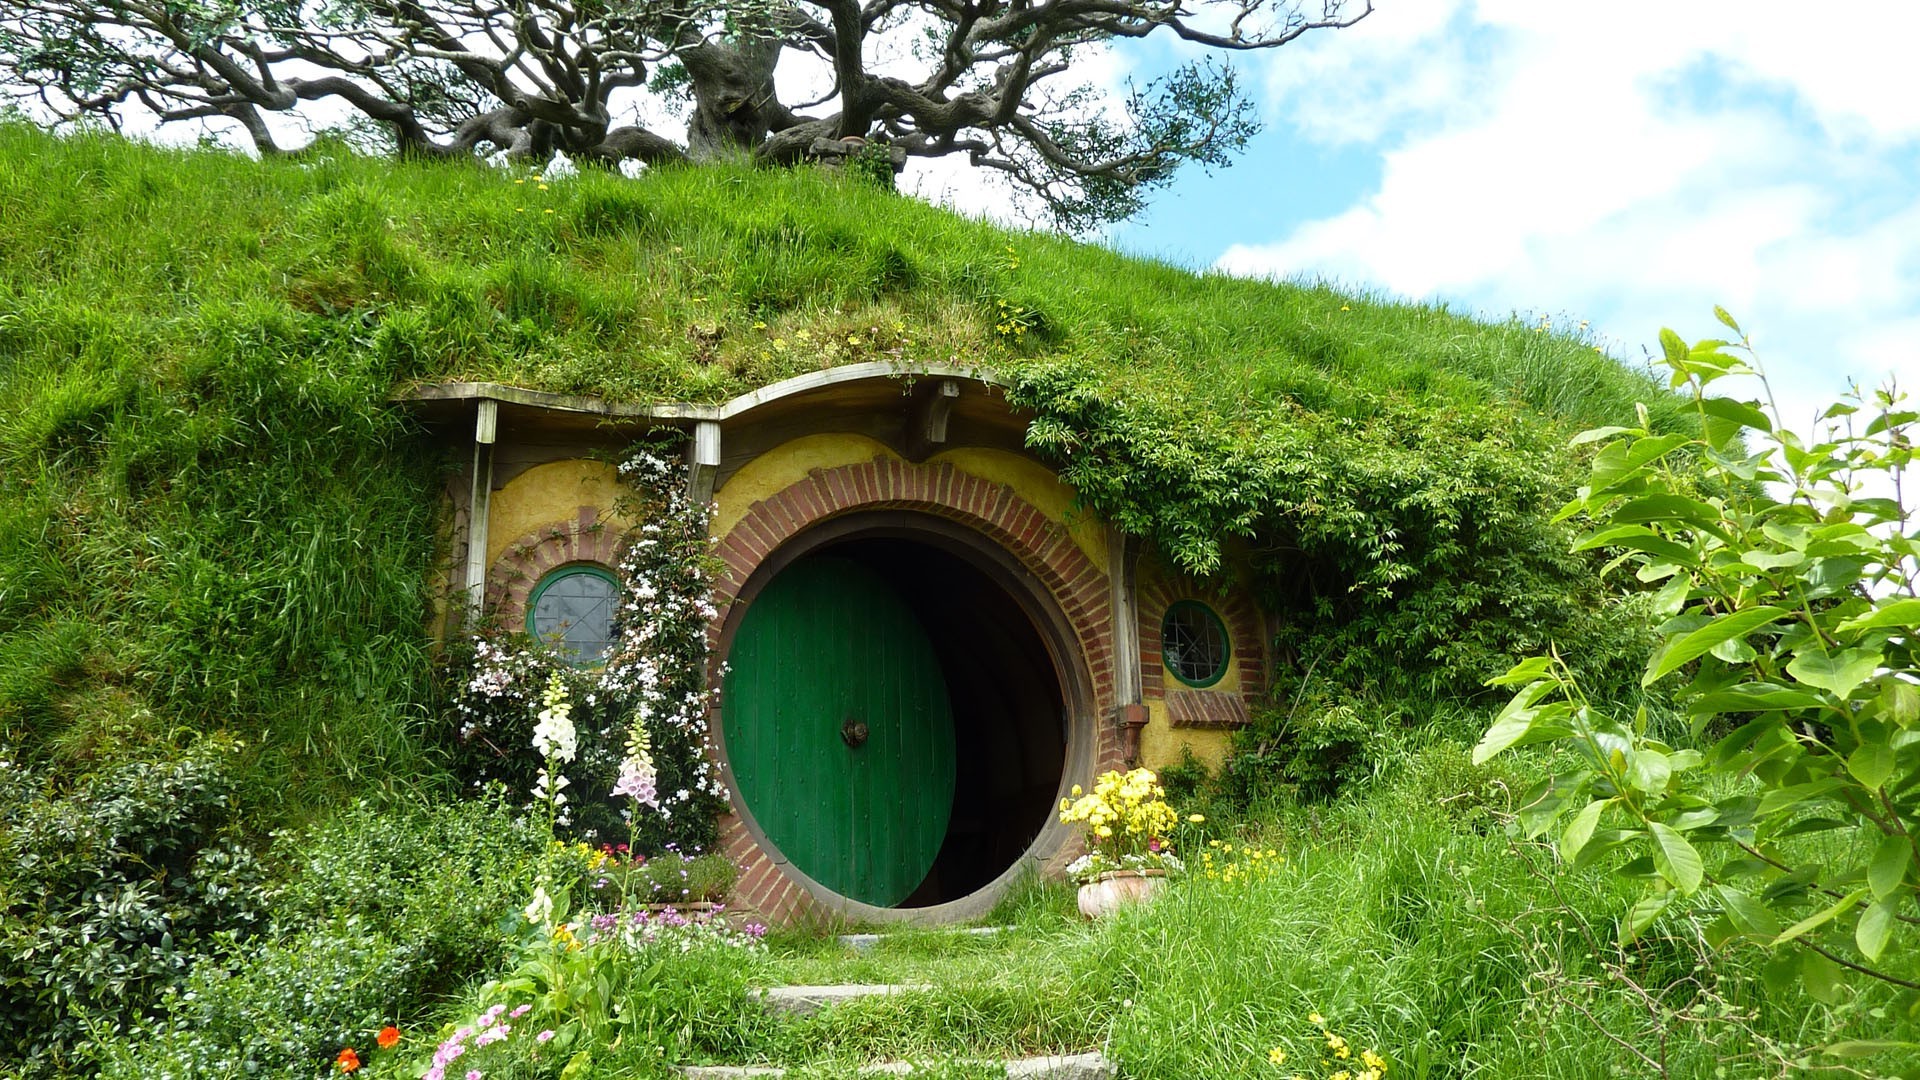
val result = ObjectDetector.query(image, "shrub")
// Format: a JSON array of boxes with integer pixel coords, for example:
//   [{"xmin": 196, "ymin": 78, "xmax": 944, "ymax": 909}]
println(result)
[
  {"xmin": 98, "ymin": 795, "xmax": 546, "ymax": 1080},
  {"xmin": 0, "ymin": 736, "xmax": 269, "ymax": 1076},
  {"xmin": 1222, "ymin": 695, "xmax": 1402, "ymax": 804}
]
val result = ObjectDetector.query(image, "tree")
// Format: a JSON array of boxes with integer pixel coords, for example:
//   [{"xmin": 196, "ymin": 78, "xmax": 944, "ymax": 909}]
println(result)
[
  {"xmin": 0, "ymin": 0, "xmax": 1368, "ymax": 226},
  {"xmin": 1476, "ymin": 312, "xmax": 1920, "ymax": 1029}
]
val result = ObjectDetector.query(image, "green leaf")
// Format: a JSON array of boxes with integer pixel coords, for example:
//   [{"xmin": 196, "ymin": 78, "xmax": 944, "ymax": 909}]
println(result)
[
  {"xmin": 1715, "ymin": 885, "xmax": 1780, "ymax": 937},
  {"xmin": 1698, "ymin": 394, "xmax": 1769, "ymax": 434},
  {"xmin": 1472, "ymin": 681, "xmax": 1552, "ymax": 764},
  {"xmin": 1487, "ymin": 656, "xmax": 1554, "ymax": 687},
  {"xmin": 1660, "ymin": 327, "xmax": 1689, "ymax": 370},
  {"xmin": 1870, "ymin": 835, "xmax": 1912, "ymax": 901},
  {"xmin": 1713, "ymin": 306, "xmax": 1742, "ymax": 334},
  {"xmin": 1787, "ymin": 647, "xmax": 1882, "ymax": 699},
  {"xmin": 1837, "ymin": 598, "xmax": 1920, "ymax": 633},
  {"xmin": 1575, "ymin": 525, "xmax": 1697, "ymax": 566},
  {"xmin": 1644, "ymin": 607, "xmax": 1791, "ymax": 687},
  {"xmin": 1649, "ymin": 822, "xmax": 1704, "ymax": 894},
  {"xmin": 1688, "ymin": 684, "xmax": 1826, "ymax": 715},
  {"xmin": 1772, "ymin": 889, "xmax": 1867, "ymax": 946},
  {"xmin": 1801, "ymin": 947, "xmax": 1846, "ymax": 1005},
  {"xmin": 1820, "ymin": 1041, "xmax": 1920, "ymax": 1058},
  {"xmin": 1626, "ymin": 748, "xmax": 1672, "ymax": 794},
  {"xmin": 1619, "ymin": 893, "xmax": 1671, "ymax": 945},
  {"xmin": 1560, "ymin": 799, "xmax": 1610, "ymax": 863},
  {"xmin": 1756, "ymin": 778, "xmax": 1844, "ymax": 816},
  {"xmin": 1610, "ymin": 494, "xmax": 1726, "ymax": 530},
  {"xmin": 1857, "ymin": 899, "xmax": 1896, "ymax": 962},
  {"xmin": 1848, "ymin": 741, "xmax": 1895, "ymax": 790},
  {"xmin": 1569, "ymin": 425, "xmax": 1637, "ymax": 446}
]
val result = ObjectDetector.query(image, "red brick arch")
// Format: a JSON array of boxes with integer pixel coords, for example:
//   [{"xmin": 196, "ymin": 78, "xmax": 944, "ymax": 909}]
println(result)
[
  {"xmin": 708, "ymin": 454, "xmax": 1123, "ymax": 922},
  {"xmin": 1138, "ymin": 575, "xmax": 1266, "ymax": 717},
  {"xmin": 484, "ymin": 506, "xmax": 625, "ymax": 626}
]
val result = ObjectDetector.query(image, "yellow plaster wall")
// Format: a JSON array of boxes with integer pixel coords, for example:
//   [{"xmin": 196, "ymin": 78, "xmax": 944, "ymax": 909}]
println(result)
[
  {"xmin": 714, "ymin": 438, "xmax": 1105, "ymax": 569},
  {"xmin": 712, "ymin": 434, "xmax": 895, "ymax": 537},
  {"xmin": 1140, "ymin": 704, "xmax": 1233, "ymax": 770},
  {"xmin": 487, "ymin": 459, "xmax": 631, "ymax": 569},
  {"xmin": 927, "ymin": 447, "xmax": 1106, "ymax": 568}
]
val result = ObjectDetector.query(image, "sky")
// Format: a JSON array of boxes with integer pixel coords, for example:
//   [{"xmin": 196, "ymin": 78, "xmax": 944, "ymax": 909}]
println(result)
[{"xmin": 958, "ymin": 0, "xmax": 1920, "ymax": 425}]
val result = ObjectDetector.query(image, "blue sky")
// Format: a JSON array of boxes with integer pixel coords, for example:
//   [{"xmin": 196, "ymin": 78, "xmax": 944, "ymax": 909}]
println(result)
[{"xmin": 1056, "ymin": 2, "xmax": 1920, "ymax": 424}]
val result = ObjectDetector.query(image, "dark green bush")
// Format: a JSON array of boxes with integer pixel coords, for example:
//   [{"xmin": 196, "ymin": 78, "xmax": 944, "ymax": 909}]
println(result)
[
  {"xmin": 100, "ymin": 795, "xmax": 546, "ymax": 1080},
  {"xmin": 1220, "ymin": 696, "xmax": 1401, "ymax": 804},
  {"xmin": 0, "ymin": 737, "xmax": 270, "ymax": 1076}
]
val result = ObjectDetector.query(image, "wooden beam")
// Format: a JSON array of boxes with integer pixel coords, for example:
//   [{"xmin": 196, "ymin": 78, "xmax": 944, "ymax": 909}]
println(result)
[
  {"xmin": 904, "ymin": 379, "xmax": 960, "ymax": 461},
  {"xmin": 464, "ymin": 399, "xmax": 498, "ymax": 617},
  {"xmin": 688, "ymin": 420, "xmax": 722, "ymax": 503}
]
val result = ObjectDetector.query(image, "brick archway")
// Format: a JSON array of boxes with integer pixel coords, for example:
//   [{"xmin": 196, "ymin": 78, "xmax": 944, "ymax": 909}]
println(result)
[
  {"xmin": 483, "ymin": 506, "xmax": 625, "ymax": 627},
  {"xmin": 709, "ymin": 455, "xmax": 1122, "ymax": 922}
]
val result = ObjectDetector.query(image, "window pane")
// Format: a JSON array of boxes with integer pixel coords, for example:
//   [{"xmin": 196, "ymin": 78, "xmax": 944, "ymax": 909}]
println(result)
[{"xmin": 531, "ymin": 569, "xmax": 618, "ymax": 663}]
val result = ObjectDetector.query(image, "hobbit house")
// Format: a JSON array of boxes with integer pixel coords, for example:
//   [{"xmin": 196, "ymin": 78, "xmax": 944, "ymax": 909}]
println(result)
[{"xmin": 406, "ymin": 362, "xmax": 1265, "ymax": 924}]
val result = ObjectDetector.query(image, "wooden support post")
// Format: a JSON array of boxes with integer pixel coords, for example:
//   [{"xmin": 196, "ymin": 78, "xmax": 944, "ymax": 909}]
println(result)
[
  {"xmin": 464, "ymin": 399, "xmax": 498, "ymax": 618},
  {"xmin": 1108, "ymin": 529, "xmax": 1147, "ymax": 764},
  {"xmin": 904, "ymin": 379, "xmax": 960, "ymax": 461},
  {"xmin": 688, "ymin": 420, "xmax": 721, "ymax": 503}
]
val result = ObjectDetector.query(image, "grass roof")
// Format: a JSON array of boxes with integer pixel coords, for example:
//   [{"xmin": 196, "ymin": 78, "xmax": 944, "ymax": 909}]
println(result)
[{"xmin": 0, "ymin": 125, "xmax": 1681, "ymax": 809}]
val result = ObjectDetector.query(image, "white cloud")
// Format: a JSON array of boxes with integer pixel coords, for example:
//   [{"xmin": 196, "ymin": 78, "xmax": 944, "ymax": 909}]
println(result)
[{"xmin": 1217, "ymin": 0, "xmax": 1920, "ymax": 404}]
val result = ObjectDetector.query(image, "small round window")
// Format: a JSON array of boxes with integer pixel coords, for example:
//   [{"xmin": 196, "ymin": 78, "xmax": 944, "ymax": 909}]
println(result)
[
  {"xmin": 527, "ymin": 565, "xmax": 620, "ymax": 665},
  {"xmin": 1161, "ymin": 600, "xmax": 1229, "ymax": 688}
]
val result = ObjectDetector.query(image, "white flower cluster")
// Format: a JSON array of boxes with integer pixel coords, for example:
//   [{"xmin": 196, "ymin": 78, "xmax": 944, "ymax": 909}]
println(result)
[
  {"xmin": 602, "ymin": 448, "xmax": 730, "ymax": 820},
  {"xmin": 531, "ymin": 672, "xmax": 576, "ymax": 823}
]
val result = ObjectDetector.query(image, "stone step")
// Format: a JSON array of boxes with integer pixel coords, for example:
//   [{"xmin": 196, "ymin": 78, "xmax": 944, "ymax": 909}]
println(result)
[
  {"xmin": 755, "ymin": 983, "xmax": 934, "ymax": 1016},
  {"xmin": 678, "ymin": 1051, "xmax": 1115, "ymax": 1079},
  {"xmin": 837, "ymin": 926, "xmax": 1010, "ymax": 953}
]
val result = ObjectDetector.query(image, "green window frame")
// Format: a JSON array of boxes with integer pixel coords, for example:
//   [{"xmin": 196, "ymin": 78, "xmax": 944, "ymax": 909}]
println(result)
[
  {"xmin": 1161, "ymin": 600, "xmax": 1230, "ymax": 688},
  {"xmin": 526, "ymin": 563, "xmax": 621, "ymax": 666}
]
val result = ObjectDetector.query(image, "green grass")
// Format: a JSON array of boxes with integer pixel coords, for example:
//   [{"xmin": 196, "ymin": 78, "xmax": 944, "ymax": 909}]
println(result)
[
  {"xmin": 685, "ymin": 775, "xmax": 1914, "ymax": 1079},
  {"xmin": 0, "ymin": 124, "xmax": 1689, "ymax": 813}
]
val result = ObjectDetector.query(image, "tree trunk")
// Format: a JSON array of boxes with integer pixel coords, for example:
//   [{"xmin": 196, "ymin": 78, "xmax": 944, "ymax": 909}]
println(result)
[{"xmin": 680, "ymin": 37, "xmax": 785, "ymax": 161}]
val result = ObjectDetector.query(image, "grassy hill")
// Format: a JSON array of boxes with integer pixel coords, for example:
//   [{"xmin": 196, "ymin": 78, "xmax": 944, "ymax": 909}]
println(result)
[
  {"xmin": 8, "ymin": 127, "xmax": 1913, "ymax": 1080},
  {"xmin": 0, "ymin": 124, "xmax": 1683, "ymax": 811}
]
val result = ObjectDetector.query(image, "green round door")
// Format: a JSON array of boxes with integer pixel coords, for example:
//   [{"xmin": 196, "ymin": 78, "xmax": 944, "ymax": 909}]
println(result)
[{"xmin": 723, "ymin": 555, "xmax": 956, "ymax": 906}]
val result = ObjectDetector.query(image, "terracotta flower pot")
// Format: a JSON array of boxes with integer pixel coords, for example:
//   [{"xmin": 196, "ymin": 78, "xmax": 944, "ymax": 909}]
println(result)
[{"xmin": 1076, "ymin": 869, "xmax": 1168, "ymax": 919}]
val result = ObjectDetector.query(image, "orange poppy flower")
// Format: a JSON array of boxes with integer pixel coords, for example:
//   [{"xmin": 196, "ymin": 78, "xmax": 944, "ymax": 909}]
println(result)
[
  {"xmin": 336, "ymin": 1047, "xmax": 361, "ymax": 1073},
  {"xmin": 377, "ymin": 1026, "xmax": 401, "ymax": 1050}
]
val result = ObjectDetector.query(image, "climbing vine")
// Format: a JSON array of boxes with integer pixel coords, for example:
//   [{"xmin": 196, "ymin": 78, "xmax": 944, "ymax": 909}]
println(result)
[
  {"xmin": 1009, "ymin": 364, "xmax": 1658, "ymax": 707},
  {"xmin": 449, "ymin": 443, "xmax": 729, "ymax": 852}
]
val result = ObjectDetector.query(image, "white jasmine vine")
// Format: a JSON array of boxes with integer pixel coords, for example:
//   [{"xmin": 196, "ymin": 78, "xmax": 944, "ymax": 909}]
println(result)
[{"xmin": 453, "ymin": 442, "xmax": 728, "ymax": 851}]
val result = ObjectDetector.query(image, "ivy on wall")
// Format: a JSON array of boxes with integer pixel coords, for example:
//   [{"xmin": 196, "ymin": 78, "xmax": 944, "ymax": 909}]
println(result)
[{"xmin": 1011, "ymin": 364, "xmax": 1656, "ymax": 706}]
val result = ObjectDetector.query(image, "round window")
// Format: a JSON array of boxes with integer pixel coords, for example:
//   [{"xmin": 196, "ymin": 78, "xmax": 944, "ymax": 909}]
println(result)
[
  {"xmin": 527, "ymin": 565, "xmax": 620, "ymax": 665},
  {"xmin": 1161, "ymin": 600, "xmax": 1229, "ymax": 688}
]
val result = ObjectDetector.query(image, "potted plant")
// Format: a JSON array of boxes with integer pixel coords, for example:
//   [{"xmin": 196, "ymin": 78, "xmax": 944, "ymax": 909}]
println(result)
[{"xmin": 1058, "ymin": 767, "xmax": 1184, "ymax": 918}]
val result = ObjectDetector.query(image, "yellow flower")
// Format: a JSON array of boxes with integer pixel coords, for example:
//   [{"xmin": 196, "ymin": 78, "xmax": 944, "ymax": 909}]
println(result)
[
  {"xmin": 1268, "ymin": 1047, "xmax": 1287, "ymax": 1065},
  {"xmin": 1362, "ymin": 1049, "xmax": 1387, "ymax": 1071},
  {"xmin": 1072, "ymin": 785, "xmax": 1083, "ymax": 796},
  {"xmin": 1188, "ymin": 814, "xmax": 1205, "ymax": 823},
  {"xmin": 1308, "ymin": 1012, "xmax": 1325, "ymax": 1026}
]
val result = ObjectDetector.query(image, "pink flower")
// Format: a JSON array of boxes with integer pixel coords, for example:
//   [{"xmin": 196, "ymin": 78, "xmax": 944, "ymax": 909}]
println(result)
[
  {"xmin": 467, "ymin": 1071, "xmax": 483, "ymax": 1080},
  {"xmin": 537, "ymin": 1030, "xmax": 556, "ymax": 1044},
  {"xmin": 510, "ymin": 1004, "xmax": 532, "ymax": 1019}
]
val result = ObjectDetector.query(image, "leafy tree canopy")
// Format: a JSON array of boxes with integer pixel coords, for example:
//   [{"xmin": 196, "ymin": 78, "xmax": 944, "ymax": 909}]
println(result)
[{"xmin": 0, "ymin": 0, "xmax": 1367, "ymax": 226}]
